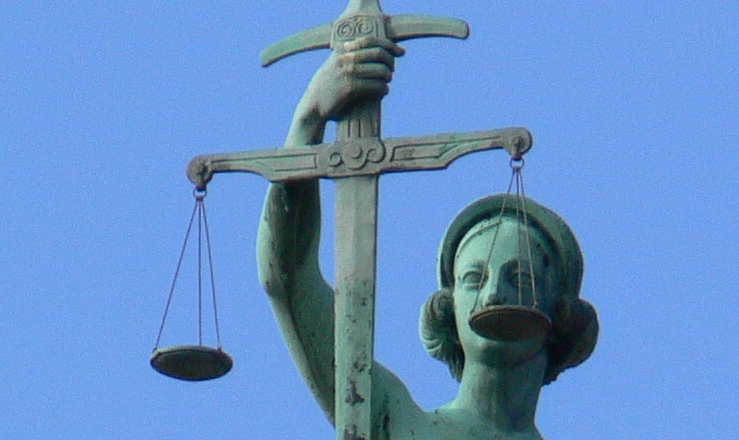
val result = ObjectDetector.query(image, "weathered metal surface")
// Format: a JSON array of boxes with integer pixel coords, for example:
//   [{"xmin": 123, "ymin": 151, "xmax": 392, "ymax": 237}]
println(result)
[
  {"xmin": 260, "ymin": 9, "xmax": 468, "ymax": 67},
  {"xmin": 196, "ymin": 2, "xmax": 471, "ymax": 437},
  {"xmin": 184, "ymin": 1, "xmax": 567, "ymax": 439},
  {"xmin": 335, "ymin": 175, "xmax": 377, "ymax": 440}
]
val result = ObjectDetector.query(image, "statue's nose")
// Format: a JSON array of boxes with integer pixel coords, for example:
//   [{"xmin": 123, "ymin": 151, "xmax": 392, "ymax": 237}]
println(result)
[{"xmin": 479, "ymin": 278, "xmax": 508, "ymax": 308}]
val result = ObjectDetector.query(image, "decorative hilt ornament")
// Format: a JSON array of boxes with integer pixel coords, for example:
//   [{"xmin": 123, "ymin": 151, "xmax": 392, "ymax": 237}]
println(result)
[{"xmin": 261, "ymin": 0, "xmax": 470, "ymax": 68}]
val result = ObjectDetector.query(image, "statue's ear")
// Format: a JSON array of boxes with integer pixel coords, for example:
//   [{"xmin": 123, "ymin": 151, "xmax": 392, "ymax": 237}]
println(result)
[
  {"xmin": 419, "ymin": 287, "xmax": 464, "ymax": 381},
  {"xmin": 420, "ymin": 288, "xmax": 457, "ymax": 345},
  {"xmin": 545, "ymin": 296, "xmax": 599, "ymax": 384}
]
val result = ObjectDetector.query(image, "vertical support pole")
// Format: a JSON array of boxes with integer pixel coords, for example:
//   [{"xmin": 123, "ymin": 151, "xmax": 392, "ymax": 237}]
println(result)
[{"xmin": 335, "ymin": 175, "xmax": 378, "ymax": 440}]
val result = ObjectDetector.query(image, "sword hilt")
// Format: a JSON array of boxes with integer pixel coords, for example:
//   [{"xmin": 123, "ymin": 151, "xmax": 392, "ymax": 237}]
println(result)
[
  {"xmin": 260, "ymin": 14, "xmax": 469, "ymax": 67},
  {"xmin": 261, "ymin": 6, "xmax": 469, "ymax": 146}
]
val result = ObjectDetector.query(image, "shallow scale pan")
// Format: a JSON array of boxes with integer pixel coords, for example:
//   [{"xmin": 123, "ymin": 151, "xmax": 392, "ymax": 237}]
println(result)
[
  {"xmin": 151, "ymin": 345, "xmax": 233, "ymax": 381},
  {"xmin": 469, "ymin": 305, "xmax": 551, "ymax": 341}
]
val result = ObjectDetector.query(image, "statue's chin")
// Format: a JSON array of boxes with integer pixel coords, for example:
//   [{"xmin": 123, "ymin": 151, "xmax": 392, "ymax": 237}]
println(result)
[{"xmin": 472, "ymin": 334, "xmax": 546, "ymax": 368}]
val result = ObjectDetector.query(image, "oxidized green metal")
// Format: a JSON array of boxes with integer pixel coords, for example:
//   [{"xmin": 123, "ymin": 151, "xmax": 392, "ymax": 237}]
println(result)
[
  {"xmin": 184, "ymin": 1, "xmax": 599, "ymax": 439},
  {"xmin": 187, "ymin": 129, "xmax": 531, "ymax": 189},
  {"xmin": 259, "ymin": 1, "xmax": 468, "ymax": 67},
  {"xmin": 187, "ymin": 2, "xmax": 528, "ymax": 439}
]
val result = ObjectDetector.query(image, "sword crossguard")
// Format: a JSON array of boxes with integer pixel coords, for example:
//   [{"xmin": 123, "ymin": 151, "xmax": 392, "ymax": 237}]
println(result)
[{"xmin": 260, "ymin": 2, "xmax": 469, "ymax": 67}]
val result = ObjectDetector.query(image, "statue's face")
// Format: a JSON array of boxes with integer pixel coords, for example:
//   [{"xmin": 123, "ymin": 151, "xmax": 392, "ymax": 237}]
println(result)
[{"xmin": 452, "ymin": 217, "xmax": 557, "ymax": 365}]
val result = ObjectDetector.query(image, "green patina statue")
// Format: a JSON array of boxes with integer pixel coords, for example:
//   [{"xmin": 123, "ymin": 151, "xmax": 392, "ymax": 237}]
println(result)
[
  {"xmin": 178, "ymin": 2, "xmax": 598, "ymax": 438},
  {"xmin": 256, "ymin": 34, "xmax": 599, "ymax": 439}
]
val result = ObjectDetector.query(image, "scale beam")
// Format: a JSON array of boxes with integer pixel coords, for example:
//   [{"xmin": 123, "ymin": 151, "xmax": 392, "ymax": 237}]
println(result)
[{"xmin": 187, "ymin": 128, "xmax": 532, "ymax": 189}]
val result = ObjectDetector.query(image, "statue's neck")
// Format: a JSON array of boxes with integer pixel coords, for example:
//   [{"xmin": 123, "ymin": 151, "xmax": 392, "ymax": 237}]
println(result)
[{"xmin": 449, "ymin": 350, "xmax": 547, "ymax": 434}]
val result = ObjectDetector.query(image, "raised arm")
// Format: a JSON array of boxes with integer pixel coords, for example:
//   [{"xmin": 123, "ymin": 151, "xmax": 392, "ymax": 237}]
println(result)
[
  {"xmin": 256, "ymin": 37, "xmax": 408, "ymax": 422},
  {"xmin": 256, "ymin": 118, "xmax": 333, "ymax": 415}
]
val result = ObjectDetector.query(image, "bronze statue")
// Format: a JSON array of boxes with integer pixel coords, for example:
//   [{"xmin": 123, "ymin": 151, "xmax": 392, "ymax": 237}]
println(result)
[
  {"xmin": 176, "ymin": 3, "xmax": 599, "ymax": 438},
  {"xmin": 256, "ymin": 36, "xmax": 599, "ymax": 440}
]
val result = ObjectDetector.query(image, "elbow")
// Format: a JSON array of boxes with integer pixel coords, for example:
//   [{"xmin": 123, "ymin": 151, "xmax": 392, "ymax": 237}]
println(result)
[{"xmin": 256, "ymin": 247, "xmax": 290, "ymax": 298}]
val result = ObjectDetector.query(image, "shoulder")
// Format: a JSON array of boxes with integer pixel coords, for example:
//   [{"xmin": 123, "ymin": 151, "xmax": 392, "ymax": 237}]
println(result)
[
  {"xmin": 372, "ymin": 362, "xmax": 426, "ymax": 436},
  {"xmin": 372, "ymin": 362, "xmax": 421, "ymax": 414}
]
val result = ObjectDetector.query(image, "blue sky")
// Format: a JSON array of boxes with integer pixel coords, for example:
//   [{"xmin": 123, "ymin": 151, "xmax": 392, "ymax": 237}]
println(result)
[{"xmin": 1, "ymin": 1, "xmax": 737, "ymax": 439}]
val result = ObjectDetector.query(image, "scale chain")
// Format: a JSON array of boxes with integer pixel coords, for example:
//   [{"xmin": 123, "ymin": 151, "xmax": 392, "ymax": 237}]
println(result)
[{"xmin": 153, "ymin": 192, "xmax": 223, "ymax": 351}]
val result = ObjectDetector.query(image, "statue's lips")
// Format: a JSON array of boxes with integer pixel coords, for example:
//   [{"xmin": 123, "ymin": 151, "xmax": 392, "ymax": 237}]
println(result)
[{"xmin": 469, "ymin": 305, "xmax": 551, "ymax": 341}]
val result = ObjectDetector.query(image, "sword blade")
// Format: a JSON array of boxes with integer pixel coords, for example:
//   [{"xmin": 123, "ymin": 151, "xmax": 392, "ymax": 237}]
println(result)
[{"xmin": 334, "ymin": 175, "xmax": 378, "ymax": 440}]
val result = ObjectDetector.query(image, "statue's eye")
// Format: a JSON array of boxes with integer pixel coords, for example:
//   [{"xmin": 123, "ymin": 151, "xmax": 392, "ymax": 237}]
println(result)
[
  {"xmin": 504, "ymin": 261, "xmax": 533, "ymax": 289},
  {"xmin": 460, "ymin": 269, "xmax": 487, "ymax": 288},
  {"xmin": 510, "ymin": 271, "xmax": 533, "ymax": 287}
]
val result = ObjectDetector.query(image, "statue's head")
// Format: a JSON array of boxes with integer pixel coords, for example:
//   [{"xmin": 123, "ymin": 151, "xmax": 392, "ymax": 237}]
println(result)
[{"xmin": 420, "ymin": 194, "xmax": 598, "ymax": 384}]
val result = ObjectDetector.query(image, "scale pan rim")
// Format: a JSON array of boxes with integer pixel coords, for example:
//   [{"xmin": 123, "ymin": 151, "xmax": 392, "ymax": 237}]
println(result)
[
  {"xmin": 150, "ymin": 345, "xmax": 233, "ymax": 381},
  {"xmin": 469, "ymin": 305, "xmax": 551, "ymax": 341}
]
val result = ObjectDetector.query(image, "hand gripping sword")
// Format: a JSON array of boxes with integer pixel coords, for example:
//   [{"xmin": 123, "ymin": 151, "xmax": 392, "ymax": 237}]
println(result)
[{"xmin": 186, "ymin": 1, "xmax": 532, "ymax": 439}]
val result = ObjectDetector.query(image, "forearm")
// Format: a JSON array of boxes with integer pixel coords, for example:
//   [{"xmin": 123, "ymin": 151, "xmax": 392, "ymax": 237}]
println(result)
[
  {"xmin": 256, "ymin": 99, "xmax": 337, "ymax": 417},
  {"xmin": 285, "ymin": 94, "xmax": 326, "ymax": 148}
]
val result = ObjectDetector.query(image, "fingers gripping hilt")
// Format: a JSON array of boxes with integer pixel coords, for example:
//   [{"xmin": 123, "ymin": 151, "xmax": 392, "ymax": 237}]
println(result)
[
  {"xmin": 260, "ymin": 5, "xmax": 469, "ymax": 144},
  {"xmin": 260, "ymin": 10, "xmax": 469, "ymax": 67}
]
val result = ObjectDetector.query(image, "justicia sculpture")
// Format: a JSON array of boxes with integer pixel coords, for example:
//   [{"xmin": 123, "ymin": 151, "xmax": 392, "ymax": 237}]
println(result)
[{"xmin": 177, "ymin": 1, "xmax": 599, "ymax": 439}]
